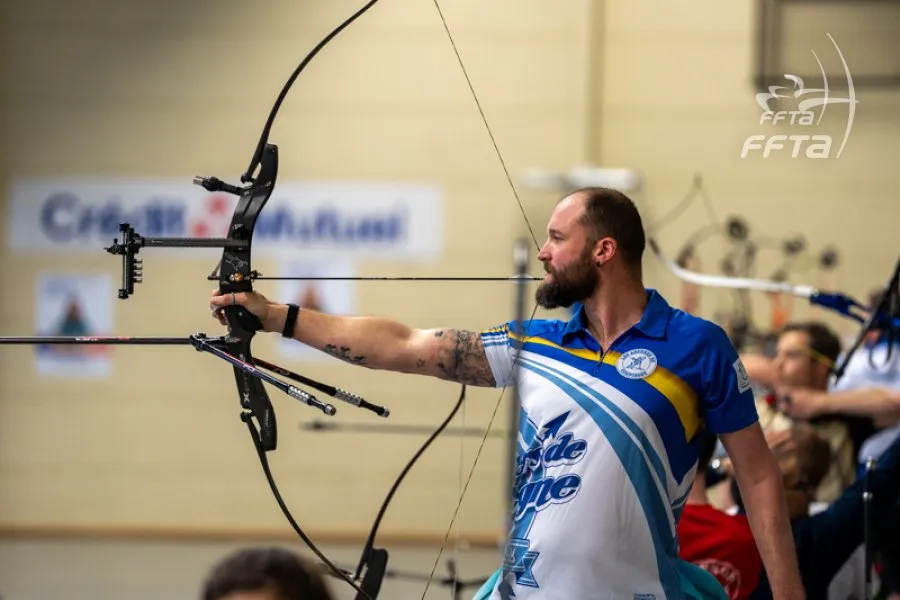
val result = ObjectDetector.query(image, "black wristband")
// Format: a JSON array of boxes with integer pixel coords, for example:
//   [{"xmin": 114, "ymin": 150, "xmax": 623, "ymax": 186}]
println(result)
[{"xmin": 282, "ymin": 304, "xmax": 300, "ymax": 338}]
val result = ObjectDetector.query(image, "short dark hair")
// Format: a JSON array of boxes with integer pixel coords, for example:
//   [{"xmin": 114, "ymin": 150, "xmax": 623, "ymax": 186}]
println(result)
[
  {"xmin": 573, "ymin": 187, "xmax": 646, "ymax": 270},
  {"xmin": 201, "ymin": 546, "xmax": 333, "ymax": 600},
  {"xmin": 779, "ymin": 321, "xmax": 842, "ymax": 365}
]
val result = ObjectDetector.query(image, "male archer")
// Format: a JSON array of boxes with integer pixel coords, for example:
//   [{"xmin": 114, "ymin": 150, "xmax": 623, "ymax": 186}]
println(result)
[{"xmin": 209, "ymin": 187, "xmax": 804, "ymax": 600}]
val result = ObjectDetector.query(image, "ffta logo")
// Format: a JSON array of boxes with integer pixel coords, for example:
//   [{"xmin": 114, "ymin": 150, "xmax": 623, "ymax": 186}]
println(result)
[{"xmin": 740, "ymin": 33, "xmax": 858, "ymax": 159}]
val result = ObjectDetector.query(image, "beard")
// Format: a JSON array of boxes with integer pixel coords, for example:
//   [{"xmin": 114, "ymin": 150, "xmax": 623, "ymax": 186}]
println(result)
[{"xmin": 535, "ymin": 248, "xmax": 598, "ymax": 309}]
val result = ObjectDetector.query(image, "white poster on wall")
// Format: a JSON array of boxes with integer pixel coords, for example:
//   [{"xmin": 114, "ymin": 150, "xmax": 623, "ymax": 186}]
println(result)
[
  {"xmin": 34, "ymin": 273, "xmax": 114, "ymax": 378},
  {"xmin": 275, "ymin": 259, "xmax": 358, "ymax": 363},
  {"xmin": 6, "ymin": 178, "xmax": 443, "ymax": 261}
]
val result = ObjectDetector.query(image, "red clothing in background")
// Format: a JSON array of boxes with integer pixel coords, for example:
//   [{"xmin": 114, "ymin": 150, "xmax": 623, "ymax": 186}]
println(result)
[{"xmin": 677, "ymin": 503, "xmax": 763, "ymax": 600}]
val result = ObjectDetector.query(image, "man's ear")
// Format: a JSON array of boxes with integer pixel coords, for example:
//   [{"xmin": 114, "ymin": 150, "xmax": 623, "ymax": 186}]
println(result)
[{"xmin": 593, "ymin": 237, "xmax": 617, "ymax": 267}]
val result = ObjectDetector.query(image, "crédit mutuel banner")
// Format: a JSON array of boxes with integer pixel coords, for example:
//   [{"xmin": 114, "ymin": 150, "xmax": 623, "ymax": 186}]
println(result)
[{"xmin": 6, "ymin": 178, "xmax": 444, "ymax": 260}]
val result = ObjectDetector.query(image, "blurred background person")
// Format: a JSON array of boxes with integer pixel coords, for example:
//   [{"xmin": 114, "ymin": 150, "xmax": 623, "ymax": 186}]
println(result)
[
  {"xmin": 742, "ymin": 321, "xmax": 871, "ymax": 502},
  {"xmin": 686, "ymin": 423, "xmax": 900, "ymax": 600},
  {"xmin": 201, "ymin": 547, "xmax": 334, "ymax": 600}
]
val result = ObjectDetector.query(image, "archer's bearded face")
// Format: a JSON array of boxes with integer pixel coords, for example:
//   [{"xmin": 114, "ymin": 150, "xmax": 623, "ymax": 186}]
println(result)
[{"xmin": 535, "ymin": 245, "xmax": 598, "ymax": 309}]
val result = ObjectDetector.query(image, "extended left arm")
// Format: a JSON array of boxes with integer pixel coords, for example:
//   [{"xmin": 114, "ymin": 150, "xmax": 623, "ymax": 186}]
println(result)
[{"xmin": 721, "ymin": 423, "xmax": 805, "ymax": 600}]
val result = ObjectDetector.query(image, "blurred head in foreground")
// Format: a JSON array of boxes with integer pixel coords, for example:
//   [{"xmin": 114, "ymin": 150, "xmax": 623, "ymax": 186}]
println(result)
[{"xmin": 201, "ymin": 546, "xmax": 334, "ymax": 600}]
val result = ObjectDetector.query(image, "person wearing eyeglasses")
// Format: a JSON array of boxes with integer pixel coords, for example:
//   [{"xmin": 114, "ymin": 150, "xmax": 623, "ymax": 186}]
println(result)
[
  {"xmin": 739, "ymin": 322, "xmax": 874, "ymax": 503},
  {"xmin": 774, "ymin": 294, "xmax": 900, "ymax": 476}
]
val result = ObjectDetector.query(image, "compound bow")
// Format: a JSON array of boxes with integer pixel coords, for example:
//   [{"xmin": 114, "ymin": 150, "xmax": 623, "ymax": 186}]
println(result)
[{"xmin": 0, "ymin": 2, "xmax": 545, "ymax": 599}]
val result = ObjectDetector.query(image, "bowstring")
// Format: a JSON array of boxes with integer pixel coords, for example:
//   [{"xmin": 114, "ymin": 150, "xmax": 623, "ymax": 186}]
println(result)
[
  {"xmin": 430, "ymin": 0, "xmax": 540, "ymax": 254},
  {"xmin": 418, "ymin": 309, "xmax": 538, "ymax": 600},
  {"xmin": 422, "ymin": 1, "xmax": 543, "ymax": 598}
]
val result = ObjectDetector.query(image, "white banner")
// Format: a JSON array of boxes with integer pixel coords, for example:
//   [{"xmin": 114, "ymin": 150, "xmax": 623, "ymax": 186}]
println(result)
[{"xmin": 7, "ymin": 178, "xmax": 444, "ymax": 260}]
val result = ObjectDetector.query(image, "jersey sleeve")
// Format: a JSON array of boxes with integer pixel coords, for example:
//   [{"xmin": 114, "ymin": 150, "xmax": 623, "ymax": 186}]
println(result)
[
  {"xmin": 479, "ymin": 322, "xmax": 515, "ymax": 388},
  {"xmin": 699, "ymin": 325, "xmax": 760, "ymax": 434}
]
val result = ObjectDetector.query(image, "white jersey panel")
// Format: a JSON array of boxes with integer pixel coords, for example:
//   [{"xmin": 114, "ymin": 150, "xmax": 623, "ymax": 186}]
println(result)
[{"xmin": 481, "ymin": 349, "xmax": 681, "ymax": 599}]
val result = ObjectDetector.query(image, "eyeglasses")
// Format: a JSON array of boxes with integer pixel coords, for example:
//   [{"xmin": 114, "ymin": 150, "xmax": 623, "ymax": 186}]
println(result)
[{"xmin": 775, "ymin": 346, "xmax": 835, "ymax": 369}]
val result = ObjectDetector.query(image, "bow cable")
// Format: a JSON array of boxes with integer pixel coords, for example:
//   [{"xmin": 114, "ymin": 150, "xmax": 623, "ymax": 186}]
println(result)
[{"xmin": 241, "ymin": 0, "xmax": 382, "ymax": 183}]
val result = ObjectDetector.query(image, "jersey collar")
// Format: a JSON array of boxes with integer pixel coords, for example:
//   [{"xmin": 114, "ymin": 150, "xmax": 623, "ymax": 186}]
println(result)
[{"xmin": 562, "ymin": 288, "xmax": 671, "ymax": 341}]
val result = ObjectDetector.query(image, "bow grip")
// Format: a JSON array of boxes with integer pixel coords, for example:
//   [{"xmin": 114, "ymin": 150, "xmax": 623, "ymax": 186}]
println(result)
[{"xmin": 222, "ymin": 304, "xmax": 263, "ymax": 333}]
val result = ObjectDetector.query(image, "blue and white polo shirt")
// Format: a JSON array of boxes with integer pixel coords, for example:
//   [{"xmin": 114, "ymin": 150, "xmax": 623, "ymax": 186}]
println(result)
[{"xmin": 477, "ymin": 289, "xmax": 759, "ymax": 600}]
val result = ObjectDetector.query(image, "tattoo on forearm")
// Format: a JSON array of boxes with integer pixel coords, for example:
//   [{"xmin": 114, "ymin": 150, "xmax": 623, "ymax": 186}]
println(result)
[
  {"xmin": 432, "ymin": 329, "xmax": 495, "ymax": 386},
  {"xmin": 321, "ymin": 344, "xmax": 366, "ymax": 365}
]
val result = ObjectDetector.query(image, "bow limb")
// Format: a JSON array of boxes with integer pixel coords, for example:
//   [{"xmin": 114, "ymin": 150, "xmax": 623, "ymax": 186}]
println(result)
[
  {"xmin": 649, "ymin": 238, "xmax": 819, "ymax": 298},
  {"xmin": 241, "ymin": 0, "xmax": 382, "ymax": 183},
  {"xmin": 205, "ymin": 2, "xmax": 386, "ymax": 599},
  {"xmin": 211, "ymin": 3, "xmax": 477, "ymax": 598},
  {"xmin": 653, "ymin": 239, "xmax": 900, "ymax": 385},
  {"xmin": 648, "ymin": 238, "xmax": 885, "ymax": 324}
]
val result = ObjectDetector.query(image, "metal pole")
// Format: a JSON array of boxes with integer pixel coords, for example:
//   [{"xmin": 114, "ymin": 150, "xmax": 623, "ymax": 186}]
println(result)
[
  {"xmin": 864, "ymin": 456, "xmax": 876, "ymax": 600},
  {"xmin": 507, "ymin": 238, "xmax": 530, "ymax": 535}
]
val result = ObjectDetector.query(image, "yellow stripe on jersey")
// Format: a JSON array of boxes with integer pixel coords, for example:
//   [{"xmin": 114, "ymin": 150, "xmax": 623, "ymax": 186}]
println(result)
[
  {"xmin": 482, "ymin": 325, "xmax": 508, "ymax": 335},
  {"xmin": 502, "ymin": 330, "xmax": 702, "ymax": 441},
  {"xmin": 602, "ymin": 351, "xmax": 702, "ymax": 440},
  {"xmin": 507, "ymin": 331, "xmax": 601, "ymax": 362}
]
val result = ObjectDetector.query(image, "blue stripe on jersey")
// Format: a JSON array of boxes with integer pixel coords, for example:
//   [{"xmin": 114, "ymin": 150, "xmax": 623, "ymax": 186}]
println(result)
[
  {"xmin": 518, "ymin": 406, "xmax": 538, "ymax": 451},
  {"xmin": 517, "ymin": 341, "xmax": 699, "ymax": 484},
  {"xmin": 520, "ymin": 356, "xmax": 669, "ymax": 508},
  {"xmin": 672, "ymin": 485, "xmax": 692, "ymax": 509},
  {"xmin": 519, "ymin": 358, "xmax": 681, "ymax": 598},
  {"xmin": 599, "ymin": 368, "xmax": 701, "ymax": 483},
  {"xmin": 482, "ymin": 332, "xmax": 507, "ymax": 340}
]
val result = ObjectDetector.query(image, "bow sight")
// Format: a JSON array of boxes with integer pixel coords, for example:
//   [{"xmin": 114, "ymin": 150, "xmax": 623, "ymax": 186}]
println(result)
[{"xmin": 103, "ymin": 143, "xmax": 387, "ymax": 429}]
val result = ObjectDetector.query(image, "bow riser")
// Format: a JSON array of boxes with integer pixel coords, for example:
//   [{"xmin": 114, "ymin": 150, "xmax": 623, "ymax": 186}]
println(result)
[
  {"xmin": 213, "ymin": 143, "xmax": 279, "ymax": 452},
  {"xmin": 216, "ymin": 143, "xmax": 278, "ymax": 302}
]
